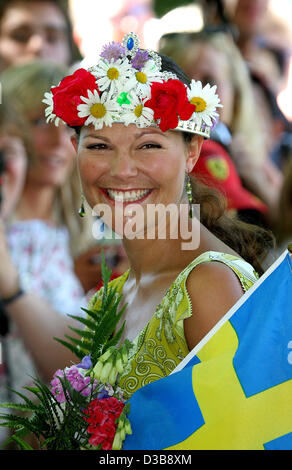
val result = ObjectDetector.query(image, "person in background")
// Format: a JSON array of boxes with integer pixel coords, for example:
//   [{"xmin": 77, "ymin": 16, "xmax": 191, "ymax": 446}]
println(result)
[
  {"xmin": 0, "ymin": 61, "xmax": 96, "ymax": 416},
  {"xmin": 0, "ymin": 0, "xmax": 81, "ymax": 70},
  {"xmin": 110, "ymin": 0, "xmax": 155, "ymax": 47},
  {"xmin": 0, "ymin": 0, "xmax": 111, "ymax": 294},
  {"xmin": 223, "ymin": 0, "xmax": 292, "ymax": 170},
  {"xmin": 193, "ymin": 138, "xmax": 269, "ymax": 228},
  {"xmin": 225, "ymin": 0, "xmax": 290, "ymax": 94},
  {"xmin": 159, "ymin": 30, "xmax": 283, "ymax": 222},
  {"xmin": 0, "ymin": 100, "xmax": 29, "ymax": 222},
  {"xmin": 0, "ymin": 99, "xmax": 29, "ymax": 446}
]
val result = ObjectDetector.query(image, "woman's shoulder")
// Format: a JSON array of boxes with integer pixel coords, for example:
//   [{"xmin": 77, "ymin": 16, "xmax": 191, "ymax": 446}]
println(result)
[
  {"xmin": 88, "ymin": 251, "xmax": 257, "ymax": 313},
  {"xmin": 182, "ymin": 251, "xmax": 258, "ymax": 350},
  {"xmin": 182, "ymin": 251, "xmax": 257, "ymax": 286}
]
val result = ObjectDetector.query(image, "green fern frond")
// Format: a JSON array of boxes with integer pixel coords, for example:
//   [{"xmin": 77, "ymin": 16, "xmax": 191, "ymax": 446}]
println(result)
[
  {"xmin": 0, "ymin": 403, "xmax": 38, "ymax": 413},
  {"xmin": 106, "ymin": 321, "xmax": 126, "ymax": 348},
  {"xmin": 11, "ymin": 435, "xmax": 34, "ymax": 450},
  {"xmin": 0, "ymin": 419, "xmax": 25, "ymax": 429},
  {"xmin": 66, "ymin": 314, "xmax": 97, "ymax": 331},
  {"xmin": 2, "ymin": 387, "xmax": 40, "ymax": 409},
  {"xmin": 101, "ymin": 251, "xmax": 112, "ymax": 296},
  {"xmin": 0, "ymin": 413, "xmax": 41, "ymax": 436},
  {"xmin": 67, "ymin": 327, "xmax": 95, "ymax": 340},
  {"xmin": 53, "ymin": 254, "xmax": 128, "ymax": 367},
  {"xmin": 53, "ymin": 337, "xmax": 84, "ymax": 359},
  {"xmin": 80, "ymin": 306, "xmax": 103, "ymax": 318},
  {"xmin": 63, "ymin": 335, "xmax": 92, "ymax": 352},
  {"xmin": 0, "ymin": 253, "xmax": 132, "ymax": 450}
]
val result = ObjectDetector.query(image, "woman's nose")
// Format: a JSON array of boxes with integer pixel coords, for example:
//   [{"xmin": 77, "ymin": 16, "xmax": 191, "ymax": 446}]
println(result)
[
  {"xmin": 26, "ymin": 33, "xmax": 46, "ymax": 56},
  {"xmin": 110, "ymin": 151, "xmax": 138, "ymax": 178}
]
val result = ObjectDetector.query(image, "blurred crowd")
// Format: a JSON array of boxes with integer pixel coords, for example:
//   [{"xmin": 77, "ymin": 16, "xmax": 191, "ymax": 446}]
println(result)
[{"xmin": 0, "ymin": 0, "xmax": 291, "ymax": 448}]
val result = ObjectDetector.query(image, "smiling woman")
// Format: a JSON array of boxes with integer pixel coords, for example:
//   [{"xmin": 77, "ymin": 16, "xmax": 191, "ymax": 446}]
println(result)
[
  {"xmin": 0, "ymin": 31, "xmax": 277, "ymax": 451},
  {"xmin": 43, "ymin": 32, "xmax": 274, "ymax": 403},
  {"xmin": 72, "ymin": 123, "xmax": 202, "ymax": 240}
]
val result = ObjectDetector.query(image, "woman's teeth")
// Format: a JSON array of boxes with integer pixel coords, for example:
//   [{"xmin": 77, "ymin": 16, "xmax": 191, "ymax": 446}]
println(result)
[{"xmin": 106, "ymin": 189, "xmax": 151, "ymax": 202}]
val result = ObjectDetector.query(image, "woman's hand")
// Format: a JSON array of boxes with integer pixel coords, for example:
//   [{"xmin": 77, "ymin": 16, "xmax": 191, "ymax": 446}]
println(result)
[
  {"xmin": 74, "ymin": 244, "xmax": 130, "ymax": 293},
  {"xmin": 74, "ymin": 245, "xmax": 103, "ymax": 293}
]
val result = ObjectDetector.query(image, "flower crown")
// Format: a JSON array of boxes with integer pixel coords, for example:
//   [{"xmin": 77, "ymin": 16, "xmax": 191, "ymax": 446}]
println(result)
[{"xmin": 43, "ymin": 32, "xmax": 222, "ymax": 138}]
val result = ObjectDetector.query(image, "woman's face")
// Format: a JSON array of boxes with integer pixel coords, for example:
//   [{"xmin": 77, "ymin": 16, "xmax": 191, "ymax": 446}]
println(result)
[
  {"xmin": 27, "ymin": 111, "xmax": 75, "ymax": 188},
  {"xmin": 184, "ymin": 42, "xmax": 234, "ymax": 126},
  {"xmin": 74, "ymin": 123, "xmax": 202, "ymax": 237},
  {"xmin": 233, "ymin": 0, "xmax": 269, "ymax": 37},
  {"xmin": 0, "ymin": 0, "xmax": 71, "ymax": 68},
  {"xmin": 0, "ymin": 133, "xmax": 27, "ymax": 220}
]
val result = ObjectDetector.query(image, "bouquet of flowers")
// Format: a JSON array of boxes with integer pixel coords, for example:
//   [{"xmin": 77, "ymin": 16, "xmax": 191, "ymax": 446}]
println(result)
[{"xmin": 0, "ymin": 256, "xmax": 133, "ymax": 450}]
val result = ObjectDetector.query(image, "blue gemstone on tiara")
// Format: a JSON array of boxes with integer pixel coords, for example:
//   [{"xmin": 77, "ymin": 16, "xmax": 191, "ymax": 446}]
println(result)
[
  {"xmin": 122, "ymin": 32, "xmax": 139, "ymax": 56},
  {"xmin": 127, "ymin": 37, "xmax": 134, "ymax": 51}
]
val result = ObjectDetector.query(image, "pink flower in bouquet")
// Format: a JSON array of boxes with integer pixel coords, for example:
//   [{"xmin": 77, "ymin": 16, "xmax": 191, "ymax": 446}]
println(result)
[
  {"xmin": 51, "ymin": 369, "xmax": 67, "ymax": 403},
  {"xmin": 50, "ymin": 366, "xmax": 98, "ymax": 402}
]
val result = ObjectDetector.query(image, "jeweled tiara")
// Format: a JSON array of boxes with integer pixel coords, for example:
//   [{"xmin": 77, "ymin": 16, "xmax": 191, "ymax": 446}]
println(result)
[{"xmin": 43, "ymin": 32, "xmax": 222, "ymax": 138}]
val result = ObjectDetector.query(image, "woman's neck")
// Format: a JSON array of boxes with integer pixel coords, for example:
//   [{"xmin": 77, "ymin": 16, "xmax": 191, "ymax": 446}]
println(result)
[
  {"xmin": 122, "ymin": 216, "xmax": 203, "ymax": 284},
  {"xmin": 14, "ymin": 181, "xmax": 56, "ymax": 223}
]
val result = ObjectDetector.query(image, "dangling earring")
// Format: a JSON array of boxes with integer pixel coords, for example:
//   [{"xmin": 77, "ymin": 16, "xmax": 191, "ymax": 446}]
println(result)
[
  {"xmin": 185, "ymin": 172, "xmax": 193, "ymax": 219},
  {"xmin": 78, "ymin": 194, "xmax": 86, "ymax": 218}
]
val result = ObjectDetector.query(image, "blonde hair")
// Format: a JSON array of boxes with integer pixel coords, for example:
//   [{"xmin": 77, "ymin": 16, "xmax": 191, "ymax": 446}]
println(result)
[
  {"xmin": 159, "ymin": 31, "xmax": 266, "ymax": 165},
  {"xmin": 0, "ymin": 60, "xmax": 93, "ymax": 257},
  {"xmin": 0, "ymin": 95, "xmax": 32, "ymax": 156}
]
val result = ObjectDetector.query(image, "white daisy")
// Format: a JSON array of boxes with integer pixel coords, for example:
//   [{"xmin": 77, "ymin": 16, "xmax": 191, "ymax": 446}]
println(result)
[
  {"xmin": 187, "ymin": 80, "xmax": 223, "ymax": 128},
  {"xmin": 42, "ymin": 90, "xmax": 63, "ymax": 126},
  {"xmin": 121, "ymin": 92, "xmax": 154, "ymax": 128},
  {"xmin": 125, "ymin": 59, "xmax": 163, "ymax": 99},
  {"xmin": 91, "ymin": 57, "xmax": 133, "ymax": 94},
  {"xmin": 77, "ymin": 89, "xmax": 120, "ymax": 130}
]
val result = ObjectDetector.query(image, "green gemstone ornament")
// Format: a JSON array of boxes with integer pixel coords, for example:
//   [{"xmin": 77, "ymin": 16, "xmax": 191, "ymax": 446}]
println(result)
[
  {"xmin": 78, "ymin": 194, "xmax": 86, "ymax": 218},
  {"xmin": 186, "ymin": 173, "xmax": 193, "ymax": 219},
  {"xmin": 117, "ymin": 92, "xmax": 131, "ymax": 106}
]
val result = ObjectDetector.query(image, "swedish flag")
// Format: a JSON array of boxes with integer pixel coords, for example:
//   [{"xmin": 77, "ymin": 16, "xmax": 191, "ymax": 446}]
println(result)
[{"xmin": 124, "ymin": 250, "xmax": 292, "ymax": 450}]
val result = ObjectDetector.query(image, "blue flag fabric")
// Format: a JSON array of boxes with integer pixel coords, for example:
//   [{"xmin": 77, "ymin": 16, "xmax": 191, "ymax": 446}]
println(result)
[{"xmin": 124, "ymin": 250, "xmax": 292, "ymax": 450}]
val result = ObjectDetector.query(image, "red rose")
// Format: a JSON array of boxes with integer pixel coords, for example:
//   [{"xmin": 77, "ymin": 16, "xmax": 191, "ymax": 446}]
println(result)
[
  {"xmin": 52, "ymin": 68, "xmax": 98, "ymax": 127},
  {"xmin": 144, "ymin": 79, "xmax": 196, "ymax": 132}
]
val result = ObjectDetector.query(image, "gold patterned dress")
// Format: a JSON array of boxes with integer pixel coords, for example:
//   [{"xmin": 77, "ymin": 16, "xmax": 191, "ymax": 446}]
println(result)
[{"xmin": 88, "ymin": 251, "xmax": 258, "ymax": 399}]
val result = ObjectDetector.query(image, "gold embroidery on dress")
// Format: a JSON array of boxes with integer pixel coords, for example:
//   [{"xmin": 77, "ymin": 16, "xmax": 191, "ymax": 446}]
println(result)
[{"xmin": 88, "ymin": 252, "xmax": 258, "ymax": 399}]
